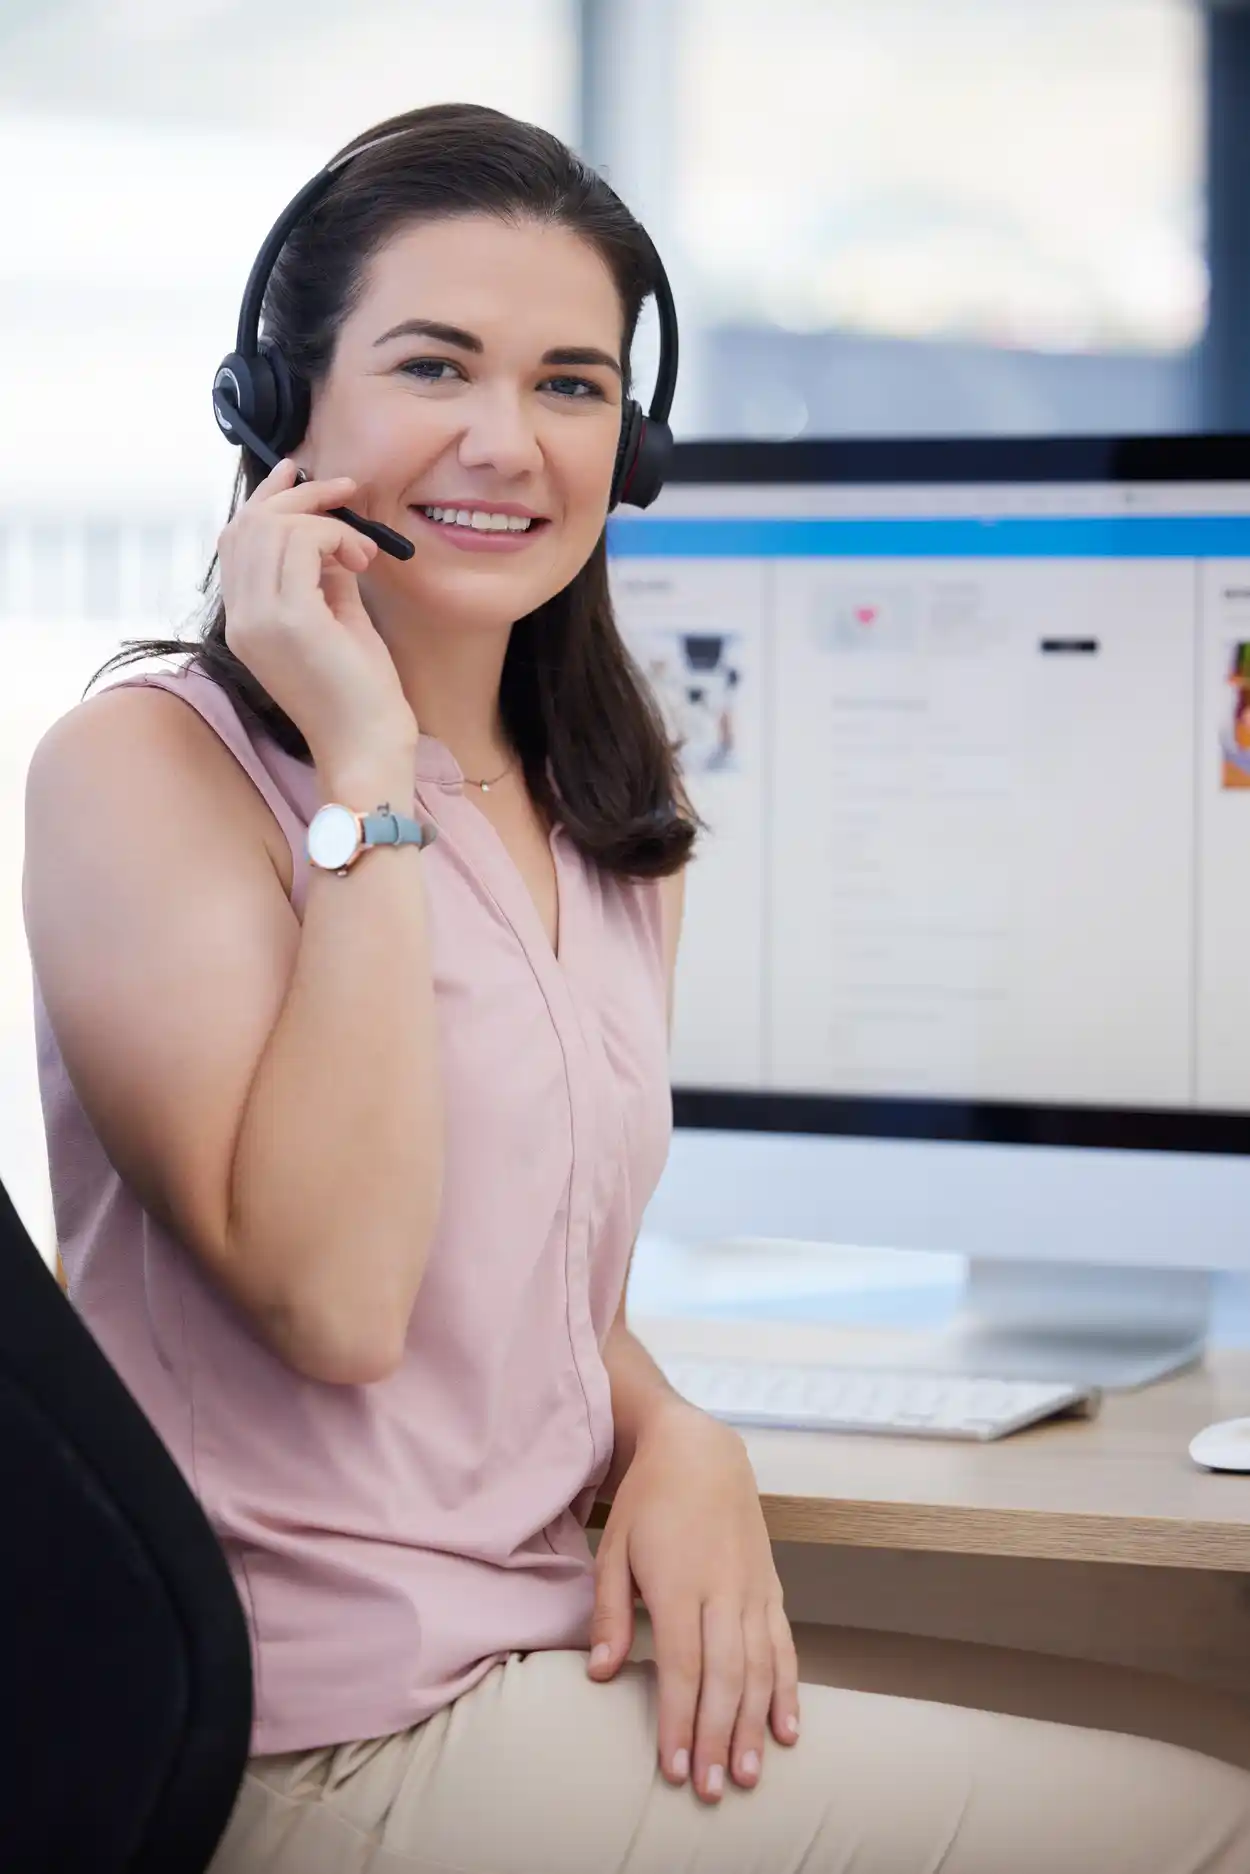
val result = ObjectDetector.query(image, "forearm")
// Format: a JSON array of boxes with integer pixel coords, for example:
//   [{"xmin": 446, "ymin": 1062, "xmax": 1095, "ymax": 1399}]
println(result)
[
  {"xmin": 602, "ymin": 1317, "xmax": 692, "ymax": 1495},
  {"xmin": 227, "ymin": 753, "xmax": 443, "ymax": 1384}
]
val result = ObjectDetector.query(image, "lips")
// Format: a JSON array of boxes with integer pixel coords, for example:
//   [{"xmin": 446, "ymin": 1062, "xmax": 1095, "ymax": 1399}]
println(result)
[
  {"xmin": 408, "ymin": 505, "xmax": 549, "ymax": 554},
  {"xmin": 417, "ymin": 503, "xmax": 546, "ymax": 535}
]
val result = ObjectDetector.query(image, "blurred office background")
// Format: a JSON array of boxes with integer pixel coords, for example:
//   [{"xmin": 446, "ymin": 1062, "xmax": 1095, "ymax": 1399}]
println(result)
[{"xmin": 1, "ymin": 0, "xmax": 1247, "ymax": 1247}]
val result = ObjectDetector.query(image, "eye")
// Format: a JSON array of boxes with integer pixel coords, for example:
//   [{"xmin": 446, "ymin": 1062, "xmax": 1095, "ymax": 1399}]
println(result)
[
  {"xmin": 542, "ymin": 375, "xmax": 607, "ymax": 401},
  {"xmin": 397, "ymin": 357, "xmax": 463, "ymax": 383}
]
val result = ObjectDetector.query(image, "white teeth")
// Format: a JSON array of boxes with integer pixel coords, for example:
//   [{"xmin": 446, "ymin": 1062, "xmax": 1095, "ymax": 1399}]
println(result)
[{"xmin": 421, "ymin": 505, "xmax": 533, "ymax": 533}]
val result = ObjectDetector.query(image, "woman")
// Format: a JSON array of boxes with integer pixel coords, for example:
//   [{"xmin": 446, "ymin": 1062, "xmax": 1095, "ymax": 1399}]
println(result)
[{"xmin": 24, "ymin": 103, "xmax": 1250, "ymax": 1873}]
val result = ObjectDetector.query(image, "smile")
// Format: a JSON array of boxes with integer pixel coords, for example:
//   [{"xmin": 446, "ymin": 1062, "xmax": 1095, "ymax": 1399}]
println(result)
[
  {"xmin": 418, "ymin": 505, "xmax": 538, "ymax": 533},
  {"xmin": 409, "ymin": 503, "xmax": 550, "ymax": 555}
]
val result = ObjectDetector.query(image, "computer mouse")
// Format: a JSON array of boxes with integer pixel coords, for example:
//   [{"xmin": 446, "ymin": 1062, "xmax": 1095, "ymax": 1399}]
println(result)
[{"xmin": 1188, "ymin": 1418, "xmax": 1250, "ymax": 1472}]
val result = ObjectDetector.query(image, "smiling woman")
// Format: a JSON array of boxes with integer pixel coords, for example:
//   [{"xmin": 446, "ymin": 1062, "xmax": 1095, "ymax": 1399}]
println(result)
[
  {"xmin": 99, "ymin": 103, "xmax": 692, "ymax": 880},
  {"xmin": 22, "ymin": 99, "xmax": 1250, "ymax": 1874},
  {"xmin": 340, "ymin": 215, "xmax": 626, "ymax": 576}
]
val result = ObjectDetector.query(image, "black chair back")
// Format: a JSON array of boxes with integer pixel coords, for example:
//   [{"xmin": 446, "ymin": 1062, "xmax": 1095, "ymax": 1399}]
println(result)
[{"xmin": 0, "ymin": 1176, "xmax": 252, "ymax": 1873}]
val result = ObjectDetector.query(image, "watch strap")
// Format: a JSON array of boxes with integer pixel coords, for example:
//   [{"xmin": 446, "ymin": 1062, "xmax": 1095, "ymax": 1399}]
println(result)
[{"xmin": 360, "ymin": 806, "xmax": 437, "ymax": 853}]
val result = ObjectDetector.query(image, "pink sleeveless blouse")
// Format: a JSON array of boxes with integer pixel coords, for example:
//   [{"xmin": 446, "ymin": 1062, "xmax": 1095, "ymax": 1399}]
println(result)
[{"xmin": 35, "ymin": 665, "xmax": 673, "ymax": 1753}]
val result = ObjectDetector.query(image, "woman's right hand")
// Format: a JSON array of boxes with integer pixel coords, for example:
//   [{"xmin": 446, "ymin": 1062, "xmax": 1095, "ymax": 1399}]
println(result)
[{"xmin": 218, "ymin": 458, "xmax": 418, "ymax": 777}]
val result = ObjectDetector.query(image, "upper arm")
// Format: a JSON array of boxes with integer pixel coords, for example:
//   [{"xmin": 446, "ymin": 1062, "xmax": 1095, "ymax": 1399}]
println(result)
[{"xmin": 24, "ymin": 685, "xmax": 299, "ymax": 1277}]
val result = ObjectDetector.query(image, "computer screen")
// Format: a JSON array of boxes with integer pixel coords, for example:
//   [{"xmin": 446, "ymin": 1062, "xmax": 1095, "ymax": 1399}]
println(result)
[{"xmin": 607, "ymin": 438, "xmax": 1250, "ymax": 1163}]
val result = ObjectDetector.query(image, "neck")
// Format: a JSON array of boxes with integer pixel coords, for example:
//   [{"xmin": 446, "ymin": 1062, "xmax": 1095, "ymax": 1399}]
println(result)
[{"xmin": 365, "ymin": 593, "xmax": 515, "ymax": 778}]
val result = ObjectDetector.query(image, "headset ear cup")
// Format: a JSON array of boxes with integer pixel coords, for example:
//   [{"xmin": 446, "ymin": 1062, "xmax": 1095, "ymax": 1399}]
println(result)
[
  {"xmin": 212, "ymin": 350, "xmax": 278, "ymax": 444},
  {"xmin": 259, "ymin": 337, "xmax": 310, "ymax": 457},
  {"xmin": 212, "ymin": 342, "xmax": 308, "ymax": 459},
  {"xmin": 609, "ymin": 400, "xmax": 644, "ymax": 511},
  {"xmin": 612, "ymin": 412, "xmax": 673, "ymax": 511}
]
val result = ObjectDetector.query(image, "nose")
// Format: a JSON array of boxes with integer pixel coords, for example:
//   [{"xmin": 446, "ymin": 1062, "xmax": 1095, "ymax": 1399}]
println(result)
[{"xmin": 457, "ymin": 382, "xmax": 543, "ymax": 482}]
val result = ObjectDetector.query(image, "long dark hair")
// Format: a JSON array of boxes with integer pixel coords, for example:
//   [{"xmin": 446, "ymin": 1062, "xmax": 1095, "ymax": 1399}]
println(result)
[{"xmin": 97, "ymin": 102, "xmax": 698, "ymax": 879}]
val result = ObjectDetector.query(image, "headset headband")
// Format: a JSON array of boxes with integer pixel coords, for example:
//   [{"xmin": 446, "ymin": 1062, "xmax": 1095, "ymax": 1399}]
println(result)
[{"xmin": 231, "ymin": 131, "xmax": 679, "ymax": 438}]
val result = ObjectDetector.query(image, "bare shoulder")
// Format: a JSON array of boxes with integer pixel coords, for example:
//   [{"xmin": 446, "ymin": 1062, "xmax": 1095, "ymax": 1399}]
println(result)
[
  {"xmin": 26, "ymin": 680, "xmax": 292, "ymax": 887},
  {"xmin": 31, "ymin": 681, "xmax": 237, "ymax": 802}
]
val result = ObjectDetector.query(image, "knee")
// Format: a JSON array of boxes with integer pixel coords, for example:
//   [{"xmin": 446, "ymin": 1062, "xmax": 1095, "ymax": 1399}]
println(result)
[
  {"xmin": 1149, "ymin": 1745, "xmax": 1250, "ymax": 1872},
  {"xmin": 1048, "ymin": 1727, "xmax": 1250, "ymax": 1874}
]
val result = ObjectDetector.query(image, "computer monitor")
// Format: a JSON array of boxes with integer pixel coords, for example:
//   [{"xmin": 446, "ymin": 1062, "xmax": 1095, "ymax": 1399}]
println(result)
[{"xmin": 607, "ymin": 436, "xmax": 1250, "ymax": 1387}]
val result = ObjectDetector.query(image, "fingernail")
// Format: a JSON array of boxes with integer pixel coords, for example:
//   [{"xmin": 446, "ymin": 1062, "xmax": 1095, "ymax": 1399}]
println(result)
[
  {"xmin": 671, "ymin": 1748, "xmax": 689, "ymax": 1781},
  {"xmin": 741, "ymin": 1749, "xmax": 760, "ymax": 1779},
  {"xmin": 785, "ymin": 1713, "xmax": 800, "ymax": 1739},
  {"xmin": 589, "ymin": 1644, "xmax": 612, "ymax": 1671},
  {"xmin": 706, "ymin": 1765, "xmax": 724, "ymax": 1797}
]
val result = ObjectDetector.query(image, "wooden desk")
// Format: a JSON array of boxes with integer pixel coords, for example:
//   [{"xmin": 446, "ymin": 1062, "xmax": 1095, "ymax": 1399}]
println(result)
[
  {"xmin": 632, "ymin": 1315, "xmax": 1250, "ymax": 1569},
  {"xmin": 628, "ymin": 1316, "xmax": 1250, "ymax": 1702}
]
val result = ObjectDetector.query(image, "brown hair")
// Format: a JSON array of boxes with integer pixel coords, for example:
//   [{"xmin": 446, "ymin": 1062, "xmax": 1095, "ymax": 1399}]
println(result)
[{"xmin": 97, "ymin": 102, "xmax": 697, "ymax": 879}]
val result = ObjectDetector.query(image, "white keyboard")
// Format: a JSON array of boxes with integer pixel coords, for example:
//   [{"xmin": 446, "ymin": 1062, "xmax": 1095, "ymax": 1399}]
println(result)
[{"xmin": 660, "ymin": 1355, "xmax": 1097, "ymax": 1442}]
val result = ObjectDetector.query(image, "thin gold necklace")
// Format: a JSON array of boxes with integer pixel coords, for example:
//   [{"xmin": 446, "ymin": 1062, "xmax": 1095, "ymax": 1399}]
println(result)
[{"xmin": 464, "ymin": 760, "xmax": 513, "ymax": 795}]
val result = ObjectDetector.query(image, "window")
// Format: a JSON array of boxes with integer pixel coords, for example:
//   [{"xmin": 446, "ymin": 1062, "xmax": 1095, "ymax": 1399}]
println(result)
[{"xmin": 671, "ymin": 0, "xmax": 1203, "ymax": 436}]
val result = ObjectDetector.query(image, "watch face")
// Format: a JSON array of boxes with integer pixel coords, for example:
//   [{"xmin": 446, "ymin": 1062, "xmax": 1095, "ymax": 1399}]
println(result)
[{"xmin": 307, "ymin": 803, "xmax": 360, "ymax": 871}]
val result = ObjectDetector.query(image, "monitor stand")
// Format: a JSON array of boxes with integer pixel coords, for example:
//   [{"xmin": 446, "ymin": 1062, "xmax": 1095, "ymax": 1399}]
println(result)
[{"xmin": 937, "ymin": 1260, "xmax": 1211, "ymax": 1391}]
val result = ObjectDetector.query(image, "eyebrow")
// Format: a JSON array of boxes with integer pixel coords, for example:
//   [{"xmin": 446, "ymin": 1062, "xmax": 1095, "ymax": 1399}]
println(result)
[{"xmin": 372, "ymin": 318, "xmax": 623, "ymax": 379}]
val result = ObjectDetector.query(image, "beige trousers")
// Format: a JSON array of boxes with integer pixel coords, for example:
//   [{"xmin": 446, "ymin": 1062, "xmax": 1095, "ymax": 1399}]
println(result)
[{"xmin": 209, "ymin": 1619, "xmax": 1250, "ymax": 1873}]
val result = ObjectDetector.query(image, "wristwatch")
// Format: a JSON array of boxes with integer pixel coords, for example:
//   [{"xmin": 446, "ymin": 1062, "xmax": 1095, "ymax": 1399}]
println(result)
[{"xmin": 306, "ymin": 801, "xmax": 437, "ymax": 876}]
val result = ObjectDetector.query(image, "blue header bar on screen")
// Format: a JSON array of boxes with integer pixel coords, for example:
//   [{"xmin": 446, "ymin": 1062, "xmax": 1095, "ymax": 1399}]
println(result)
[{"xmin": 606, "ymin": 515, "xmax": 1250, "ymax": 558}]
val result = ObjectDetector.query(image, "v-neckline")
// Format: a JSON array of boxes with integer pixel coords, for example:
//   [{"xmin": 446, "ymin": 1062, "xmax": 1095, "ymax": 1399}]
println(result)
[
  {"xmin": 470, "ymin": 809, "xmax": 567, "ymax": 970},
  {"xmin": 414, "ymin": 735, "xmax": 568, "ymax": 972},
  {"xmin": 474, "ymin": 807, "xmax": 564, "ymax": 967}
]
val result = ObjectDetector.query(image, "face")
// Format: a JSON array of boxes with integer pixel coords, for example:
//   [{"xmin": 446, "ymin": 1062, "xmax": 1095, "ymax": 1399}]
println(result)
[{"xmin": 298, "ymin": 213, "xmax": 626, "ymax": 634}]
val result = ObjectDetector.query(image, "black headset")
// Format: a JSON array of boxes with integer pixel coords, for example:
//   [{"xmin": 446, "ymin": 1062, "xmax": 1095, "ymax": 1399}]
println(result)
[{"xmin": 211, "ymin": 131, "xmax": 680, "ymax": 562}]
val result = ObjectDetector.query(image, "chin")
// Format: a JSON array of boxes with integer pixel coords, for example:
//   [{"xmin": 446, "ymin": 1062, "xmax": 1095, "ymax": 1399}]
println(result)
[
  {"xmin": 391, "ymin": 536, "xmax": 596, "ymax": 631},
  {"xmin": 394, "ymin": 564, "xmax": 565, "ymax": 634}
]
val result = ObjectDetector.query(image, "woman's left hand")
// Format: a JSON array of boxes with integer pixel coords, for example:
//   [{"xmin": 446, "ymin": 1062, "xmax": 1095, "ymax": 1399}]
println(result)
[{"xmin": 588, "ymin": 1399, "xmax": 801, "ymax": 1803}]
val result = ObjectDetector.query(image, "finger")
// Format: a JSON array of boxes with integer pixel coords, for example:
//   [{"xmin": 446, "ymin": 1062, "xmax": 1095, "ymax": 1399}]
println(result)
[
  {"xmin": 223, "ymin": 497, "xmax": 293, "ymax": 634},
  {"xmin": 225, "ymin": 476, "xmax": 360, "ymax": 608},
  {"xmin": 235, "ymin": 515, "xmax": 361, "ymax": 633},
  {"xmin": 257, "ymin": 473, "xmax": 360, "ymax": 516},
  {"xmin": 767, "ymin": 1598, "xmax": 801, "ymax": 1747},
  {"xmin": 317, "ymin": 538, "xmax": 378, "ymax": 617},
  {"xmin": 729, "ymin": 1605, "xmax": 774, "ymax": 1788},
  {"xmin": 253, "ymin": 456, "xmax": 300, "ymax": 494},
  {"xmin": 219, "ymin": 458, "xmax": 296, "ymax": 565},
  {"xmin": 276, "ymin": 501, "xmax": 377, "ymax": 591},
  {"xmin": 587, "ymin": 1537, "xmax": 634, "ymax": 1682},
  {"xmin": 238, "ymin": 456, "xmax": 304, "ymax": 513},
  {"xmin": 649, "ymin": 1599, "xmax": 703, "ymax": 1787},
  {"xmin": 318, "ymin": 518, "xmax": 378, "ymax": 579},
  {"xmin": 275, "ymin": 521, "xmax": 374, "ymax": 614},
  {"xmin": 691, "ymin": 1598, "xmax": 745, "ymax": 1804},
  {"xmin": 324, "ymin": 531, "xmax": 378, "ymax": 583}
]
